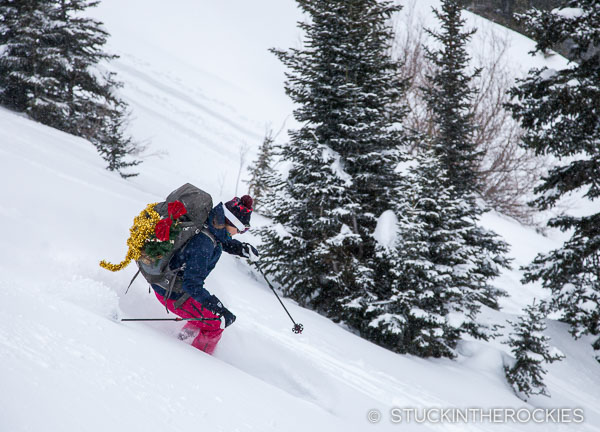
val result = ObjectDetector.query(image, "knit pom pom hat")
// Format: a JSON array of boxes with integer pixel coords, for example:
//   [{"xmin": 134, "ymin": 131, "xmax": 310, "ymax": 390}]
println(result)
[{"xmin": 224, "ymin": 195, "xmax": 253, "ymax": 231}]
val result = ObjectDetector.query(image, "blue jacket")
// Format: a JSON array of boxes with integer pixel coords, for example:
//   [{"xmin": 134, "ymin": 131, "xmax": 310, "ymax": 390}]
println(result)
[{"xmin": 152, "ymin": 203, "xmax": 244, "ymax": 309}]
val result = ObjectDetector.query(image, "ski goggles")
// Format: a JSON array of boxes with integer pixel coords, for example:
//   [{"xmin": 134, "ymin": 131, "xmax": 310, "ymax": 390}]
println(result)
[
  {"xmin": 223, "ymin": 205, "xmax": 250, "ymax": 234},
  {"xmin": 237, "ymin": 226, "xmax": 250, "ymax": 234}
]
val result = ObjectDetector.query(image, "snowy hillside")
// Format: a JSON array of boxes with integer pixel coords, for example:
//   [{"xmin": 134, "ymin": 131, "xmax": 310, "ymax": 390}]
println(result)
[{"xmin": 1, "ymin": 1, "xmax": 599, "ymax": 431}]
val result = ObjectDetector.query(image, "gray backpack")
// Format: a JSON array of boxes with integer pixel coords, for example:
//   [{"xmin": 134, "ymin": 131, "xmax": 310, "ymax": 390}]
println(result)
[{"xmin": 129, "ymin": 183, "xmax": 215, "ymax": 308}]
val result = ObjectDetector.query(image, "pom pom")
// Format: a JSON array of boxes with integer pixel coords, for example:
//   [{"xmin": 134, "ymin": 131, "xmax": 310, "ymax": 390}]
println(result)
[{"xmin": 240, "ymin": 195, "xmax": 253, "ymax": 210}]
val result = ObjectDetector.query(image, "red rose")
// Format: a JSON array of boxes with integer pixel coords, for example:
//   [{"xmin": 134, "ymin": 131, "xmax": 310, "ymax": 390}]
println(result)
[
  {"xmin": 168, "ymin": 200, "xmax": 187, "ymax": 219},
  {"xmin": 155, "ymin": 218, "xmax": 173, "ymax": 241}
]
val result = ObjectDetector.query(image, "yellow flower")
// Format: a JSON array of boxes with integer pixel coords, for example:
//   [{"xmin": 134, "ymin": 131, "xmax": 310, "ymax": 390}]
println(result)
[{"xmin": 99, "ymin": 203, "xmax": 160, "ymax": 272}]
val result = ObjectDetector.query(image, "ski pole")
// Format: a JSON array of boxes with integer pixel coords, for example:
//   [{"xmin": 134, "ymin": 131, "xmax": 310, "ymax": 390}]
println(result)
[
  {"xmin": 253, "ymin": 262, "xmax": 304, "ymax": 334},
  {"xmin": 121, "ymin": 317, "xmax": 219, "ymax": 322}
]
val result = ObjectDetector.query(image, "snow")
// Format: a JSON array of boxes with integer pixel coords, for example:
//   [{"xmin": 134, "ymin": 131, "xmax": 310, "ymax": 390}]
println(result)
[
  {"xmin": 272, "ymin": 222, "xmax": 293, "ymax": 240},
  {"xmin": 329, "ymin": 224, "xmax": 355, "ymax": 246},
  {"xmin": 541, "ymin": 68, "xmax": 559, "ymax": 80},
  {"xmin": 553, "ymin": 7, "xmax": 585, "ymax": 19},
  {"xmin": 395, "ymin": 0, "xmax": 571, "ymax": 78},
  {"xmin": 549, "ymin": 346, "xmax": 566, "ymax": 359},
  {"xmin": 373, "ymin": 210, "xmax": 399, "ymax": 248},
  {"xmin": 395, "ymin": 158, "xmax": 419, "ymax": 175},
  {"xmin": 323, "ymin": 146, "xmax": 353, "ymax": 186},
  {"xmin": 1, "ymin": 1, "xmax": 600, "ymax": 431},
  {"xmin": 525, "ymin": 351, "xmax": 546, "ymax": 362},
  {"xmin": 369, "ymin": 313, "xmax": 404, "ymax": 332}
]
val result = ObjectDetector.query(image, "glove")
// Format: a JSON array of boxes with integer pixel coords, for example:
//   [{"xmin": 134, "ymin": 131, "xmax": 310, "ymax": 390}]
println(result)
[
  {"xmin": 220, "ymin": 308, "xmax": 236, "ymax": 329},
  {"xmin": 241, "ymin": 243, "xmax": 259, "ymax": 262}
]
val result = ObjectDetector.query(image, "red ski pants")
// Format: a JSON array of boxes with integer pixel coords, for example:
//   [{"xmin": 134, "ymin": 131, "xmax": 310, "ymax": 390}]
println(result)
[{"xmin": 155, "ymin": 292, "xmax": 223, "ymax": 354}]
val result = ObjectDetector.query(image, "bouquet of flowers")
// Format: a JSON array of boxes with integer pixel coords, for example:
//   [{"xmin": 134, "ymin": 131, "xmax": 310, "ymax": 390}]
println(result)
[
  {"xmin": 142, "ymin": 200, "xmax": 187, "ymax": 260},
  {"xmin": 99, "ymin": 200, "xmax": 188, "ymax": 272}
]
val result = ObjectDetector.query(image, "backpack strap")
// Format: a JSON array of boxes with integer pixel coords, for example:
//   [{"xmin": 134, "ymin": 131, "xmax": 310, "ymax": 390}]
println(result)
[
  {"xmin": 163, "ymin": 264, "xmax": 185, "ymax": 312},
  {"xmin": 173, "ymin": 293, "xmax": 191, "ymax": 309},
  {"xmin": 200, "ymin": 225, "xmax": 217, "ymax": 247},
  {"xmin": 167, "ymin": 227, "xmax": 216, "ymax": 310},
  {"xmin": 126, "ymin": 269, "xmax": 141, "ymax": 294},
  {"xmin": 127, "ymin": 226, "xmax": 218, "ymax": 310}
]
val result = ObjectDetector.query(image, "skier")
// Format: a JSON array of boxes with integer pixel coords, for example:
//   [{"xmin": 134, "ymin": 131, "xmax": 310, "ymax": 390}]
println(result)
[{"xmin": 151, "ymin": 195, "xmax": 259, "ymax": 354}]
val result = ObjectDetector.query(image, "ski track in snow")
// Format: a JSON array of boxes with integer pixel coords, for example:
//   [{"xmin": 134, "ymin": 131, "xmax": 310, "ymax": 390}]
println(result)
[{"xmin": 115, "ymin": 58, "xmax": 263, "ymax": 143}]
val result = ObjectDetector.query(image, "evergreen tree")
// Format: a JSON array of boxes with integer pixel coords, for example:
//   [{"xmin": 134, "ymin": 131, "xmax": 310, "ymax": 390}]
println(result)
[
  {"xmin": 48, "ymin": 0, "xmax": 139, "ymax": 176},
  {"xmin": 53, "ymin": 1, "xmax": 114, "ymax": 132},
  {"xmin": 93, "ymin": 100, "xmax": 140, "ymax": 177},
  {"xmin": 422, "ymin": 0, "xmax": 483, "ymax": 195},
  {"xmin": 261, "ymin": 0, "xmax": 409, "ymax": 320},
  {"xmin": 365, "ymin": 151, "xmax": 510, "ymax": 357},
  {"xmin": 247, "ymin": 129, "xmax": 277, "ymax": 214},
  {"xmin": 0, "ymin": 0, "xmax": 64, "ymax": 123},
  {"xmin": 413, "ymin": 0, "xmax": 511, "ymax": 314},
  {"xmin": 504, "ymin": 300, "xmax": 565, "ymax": 400},
  {"xmin": 0, "ymin": 0, "xmax": 139, "ymax": 177},
  {"xmin": 508, "ymin": 1, "xmax": 600, "ymax": 359},
  {"xmin": 257, "ymin": 126, "xmax": 351, "ymax": 317}
]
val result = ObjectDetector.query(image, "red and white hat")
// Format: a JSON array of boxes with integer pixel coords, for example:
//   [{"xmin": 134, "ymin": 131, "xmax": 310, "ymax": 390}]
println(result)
[{"xmin": 224, "ymin": 195, "xmax": 253, "ymax": 233}]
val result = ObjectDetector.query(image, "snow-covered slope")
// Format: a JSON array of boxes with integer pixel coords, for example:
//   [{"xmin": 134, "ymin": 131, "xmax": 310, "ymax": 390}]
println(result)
[
  {"xmin": 1, "ymin": 1, "xmax": 599, "ymax": 431},
  {"xmin": 86, "ymin": 0, "xmax": 303, "ymax": 199}
]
